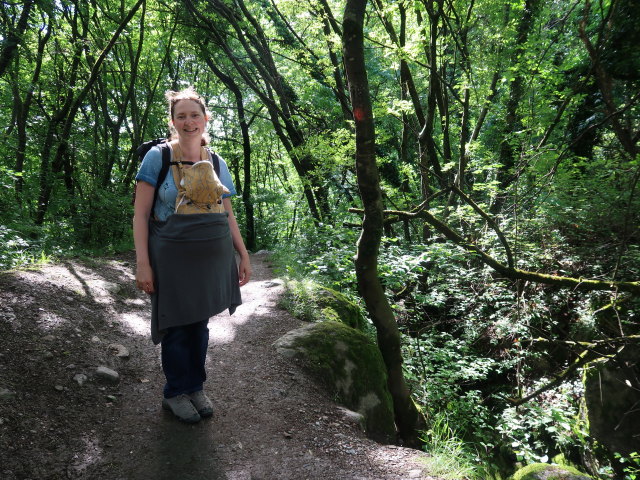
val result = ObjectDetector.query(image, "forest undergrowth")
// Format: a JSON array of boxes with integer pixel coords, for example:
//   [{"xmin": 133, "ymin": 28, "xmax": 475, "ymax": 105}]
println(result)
[{"xmin": 268, "ymin": 204, "xmax": 640, "ymax": 480}]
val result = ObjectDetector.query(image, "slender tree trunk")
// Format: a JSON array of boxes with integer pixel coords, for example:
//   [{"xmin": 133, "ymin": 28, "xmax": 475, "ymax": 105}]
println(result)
[
  {"xmin": 578, "ymin": 0, "xmax": 638, "ymax": 159},
  {"xmin": 0, "ymin": 0, "xmax": 36, "ymax": 77},
  {"xmin": 492, "ymin": 0, "xmax": 540, "ymax": 213},
  {"xmin": 202, "ymin": 55, "xmax": 256, "ymax": 251},
  {"xmin": 321, "ymin": 14, "xmax": 352, "ymax": 122},
  {"xmin": 185, "ymin": 0, "xmax": 330, "ymax": 225},
  {"xmin": 100, "ymin": 2, "xmax": 146, "ymax": 188},
  {"xmin": 11, "ymin": 20, "xmax": 51, "ymax": 199},
  {"xmin": 343, "ymin": 0, "xmax": 425, "ymax": 448},
  {"xmin": 416, "ymin": 4, "xmax": 443, "ymax": 242},
  {"xmin": 35, "ymin": 47, "xmax": 81, "ymax": 225},
  {"xmin": 398, "ymin": 1, "xmax": 413, "ymax": 202},
  {"xmin": 238, "ymin": 99, "xmax": 255, "ymax": 251}
]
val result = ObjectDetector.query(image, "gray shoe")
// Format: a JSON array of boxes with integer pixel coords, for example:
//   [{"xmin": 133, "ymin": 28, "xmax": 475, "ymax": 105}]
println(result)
[
  {"xmin": 162, "ymin": 394, "xmax": 201, "ymax": 423},
  {"xmin": 189, "ymin": 390, "xmax": 213, "ymax": 417}
]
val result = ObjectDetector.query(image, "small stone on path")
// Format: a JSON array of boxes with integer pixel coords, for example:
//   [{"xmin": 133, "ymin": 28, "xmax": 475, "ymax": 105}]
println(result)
[
  {"xmin": 104, "ymin": 282, "xmax": 121, "ymax": 294},
  {"xmin": 107, "ymin": 343, "xmax": 130, "ymax": 359},
  {"xmin": 96, "ymin": 366, "xmax": 119, "ymax": 383}
]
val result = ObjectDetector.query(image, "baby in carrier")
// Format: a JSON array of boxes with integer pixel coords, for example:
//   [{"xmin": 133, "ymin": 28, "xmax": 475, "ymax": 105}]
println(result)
[{"xmin": 172, "ymin": 147, "xmax": 230, "ymax": 214}]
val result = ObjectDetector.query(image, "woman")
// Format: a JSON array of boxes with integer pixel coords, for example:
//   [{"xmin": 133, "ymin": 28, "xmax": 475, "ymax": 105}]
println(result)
[{"xmin": 133, "ymin": 87, "xmax": 251, "ymax": 423}]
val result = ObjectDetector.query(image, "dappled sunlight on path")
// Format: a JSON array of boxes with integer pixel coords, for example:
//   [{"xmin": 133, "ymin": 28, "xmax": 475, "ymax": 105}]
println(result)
[{"xmin": 209, "ymin": 276, "xmax": 284, "ymax": 345}]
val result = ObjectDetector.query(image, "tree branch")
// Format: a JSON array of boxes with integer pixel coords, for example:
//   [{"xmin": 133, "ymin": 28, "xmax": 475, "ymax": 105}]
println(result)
[
  {"xmin": 506, "ymin": 346, "xmax": 612, "ymax": 406},
  {"xmin": 350, "ymin": 202, "xmax": 640, "ymax": 294}
]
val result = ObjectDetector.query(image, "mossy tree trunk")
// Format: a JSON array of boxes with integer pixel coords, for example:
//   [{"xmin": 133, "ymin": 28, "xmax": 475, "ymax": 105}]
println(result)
[{"xmin": 342, "ymin": 0, "xmax": 424, "ymax": 448}]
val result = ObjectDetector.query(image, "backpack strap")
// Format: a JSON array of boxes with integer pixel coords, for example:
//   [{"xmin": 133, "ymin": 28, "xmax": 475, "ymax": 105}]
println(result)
[
  {"xmin": 152, "ymin": 143, "xmax": 171, "ymax": 213},
  {"xmin": 207, "ymin": 148, "xmax": 221, "ymax": 178}
]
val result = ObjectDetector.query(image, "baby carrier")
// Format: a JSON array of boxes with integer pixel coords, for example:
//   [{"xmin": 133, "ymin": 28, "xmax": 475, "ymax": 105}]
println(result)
[{"xmin": 170, "ymin": 143, "xmax": 230, "ymax": 214}]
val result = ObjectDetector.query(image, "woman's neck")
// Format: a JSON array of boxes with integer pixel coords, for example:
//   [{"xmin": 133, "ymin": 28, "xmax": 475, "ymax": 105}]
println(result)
[{"xmin": 174, "ymin": 138, "xmax": 201, "ymax": 162}]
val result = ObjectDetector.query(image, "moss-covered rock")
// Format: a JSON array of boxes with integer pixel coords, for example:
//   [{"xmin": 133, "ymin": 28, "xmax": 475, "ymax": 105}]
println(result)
[
  {"xmin": 510, "ymin": 463, "xmax": 592, "ymax": 480},
  {"xmin": 274, "ymin": 320, "xmax": 395, "ymax": 442},
  {"xmin": 314, "ymin": 285, "xmax": 364, "ymax": 330},
  {"xmin": 283, "ymin": 279, "xmax": 365, "ymax": 330}
]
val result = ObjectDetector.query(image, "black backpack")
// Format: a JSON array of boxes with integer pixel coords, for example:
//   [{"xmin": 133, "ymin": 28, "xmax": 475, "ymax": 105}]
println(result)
[{"xmin": 133, "ymin": 138, "xmax": 221, "ymax": 210}]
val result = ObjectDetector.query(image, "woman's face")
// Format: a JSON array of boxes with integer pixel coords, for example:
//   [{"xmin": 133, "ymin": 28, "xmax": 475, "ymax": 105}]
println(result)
[{"xmin": 172, "ymin": 99, "xmax": 207, "ymax": 141}]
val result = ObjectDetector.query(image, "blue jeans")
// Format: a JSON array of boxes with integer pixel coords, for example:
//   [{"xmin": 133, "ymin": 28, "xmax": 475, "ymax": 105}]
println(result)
[{"xmin": 161, "ymin": 319, "xmax": 209, "ymax": 398}]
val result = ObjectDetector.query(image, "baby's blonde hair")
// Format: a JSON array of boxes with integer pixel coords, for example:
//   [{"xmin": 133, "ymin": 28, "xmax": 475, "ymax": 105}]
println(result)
[{"xmin": 165, "ymin": 87, "xmax": 210, "ymax": 145}]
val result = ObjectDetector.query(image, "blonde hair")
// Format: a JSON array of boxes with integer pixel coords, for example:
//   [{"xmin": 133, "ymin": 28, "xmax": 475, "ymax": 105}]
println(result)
[{"xmin": 165, "ymin": 87, "xmax": 210, "ymax": 145}]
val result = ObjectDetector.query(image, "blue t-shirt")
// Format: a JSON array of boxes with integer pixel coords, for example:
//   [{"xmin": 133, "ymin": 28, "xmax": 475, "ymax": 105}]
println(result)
[{"xmin": 135, "ymin": 146, "xmax": 237, "ymax": 221}]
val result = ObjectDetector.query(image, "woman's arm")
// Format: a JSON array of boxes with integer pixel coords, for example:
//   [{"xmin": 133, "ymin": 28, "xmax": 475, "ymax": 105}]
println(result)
[
  {"xmin": 223, "ymin": 197, "xmax": 252, "ymax": 286},
  {"xmin": 133, "ymin": 181, "xmax": 156, "ymax": 294}
]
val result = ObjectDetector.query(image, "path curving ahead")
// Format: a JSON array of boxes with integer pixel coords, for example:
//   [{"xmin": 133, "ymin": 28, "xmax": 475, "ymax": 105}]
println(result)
[{"xmin": 0, "ymin": 252, "xmax": 437, "ymax": 480}]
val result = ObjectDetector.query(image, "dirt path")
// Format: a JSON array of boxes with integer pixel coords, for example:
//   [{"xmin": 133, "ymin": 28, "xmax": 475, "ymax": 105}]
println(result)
[{"xmin": 0, "ymin": 252, "xmax": 437, "ymax": 480}]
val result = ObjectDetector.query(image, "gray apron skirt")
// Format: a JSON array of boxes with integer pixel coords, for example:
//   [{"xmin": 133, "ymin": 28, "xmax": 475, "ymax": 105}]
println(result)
[{"xmin": 148, "ymin": 213, "xmax": 242, "ymax": 344}]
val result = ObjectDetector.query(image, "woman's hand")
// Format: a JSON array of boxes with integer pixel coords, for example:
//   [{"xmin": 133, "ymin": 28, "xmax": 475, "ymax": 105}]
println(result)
[
  {"xmin": 238, "ymin": 256, "xmax": 252, "ymax": 286},
  {"xmin": 136, "ymin": 263, "xmax": 155, "ymax": 294},
  {"xmin": 133, "ymin": 180, "xmax": 156, "ymax": 295},
  {"xmin": 222, "ymin": 197, "xmax": 252, "ymax": 287}
]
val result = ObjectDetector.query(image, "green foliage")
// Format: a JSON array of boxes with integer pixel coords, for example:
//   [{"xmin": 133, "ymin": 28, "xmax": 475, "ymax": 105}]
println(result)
[
  {"xmin": 0, "ymin": 225, "xmax": 52, "ymax": 271},
  {"xmin": 272, "ymin": 219, "xmax": 360, "ymax": 291},
  {"xmin": 403, "ymin": 331, "xmax": 501, "ymax": 436},
  {"xmin": 614, "ymin": 452, "xmax": 640, "ymax": 480},
  {"xmin": 496, "ymin": 381, "xmax": 584, "ymax": 464},
  {"xmin": 419, "ymin": 413, "xmax": 479, "ymax": 480}
]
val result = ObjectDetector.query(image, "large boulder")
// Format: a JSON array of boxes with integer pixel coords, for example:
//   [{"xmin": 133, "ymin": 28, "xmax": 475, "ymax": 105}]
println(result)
[
  {"xmin": 314, "ymin": 285, "xmax": 364, "ymax": 330},
  {"xmin": 274, "ymin": 320, "xmax": 395, "ymax": 442},
  {"xmin": 510, "ymin": 463, "xmax": 592, "ymax": 480},
  {"xmin": 583, "ymin": 343, "xmax": 640, "ymax": 456},
  {"xmin": 284, "ymin": 280, "xmax": 364, "ymax": 330}
]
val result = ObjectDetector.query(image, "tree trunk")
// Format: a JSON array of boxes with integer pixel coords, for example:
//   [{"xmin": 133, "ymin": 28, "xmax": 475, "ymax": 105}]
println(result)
[
  {"xmin": 492, "ymin": 0, "xmax": 541, "ymax": 213},
  {"xmin": 343, "ymin": 0, "xmax": 425, "ymax": 447},
  {"xmin": 185, "ymin": 0, "xmax": 330, "ymax": 225},
  {"xmin": 100, "ymin": 2, "xmax": 146, "ymax": 188},
  {"xmin": 202, "ymin": 55, "xmax": 256, "ymax": 251},
  {"xmin": 0, "ymin": 0, "xmax": 36, "ymax": 77}
]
